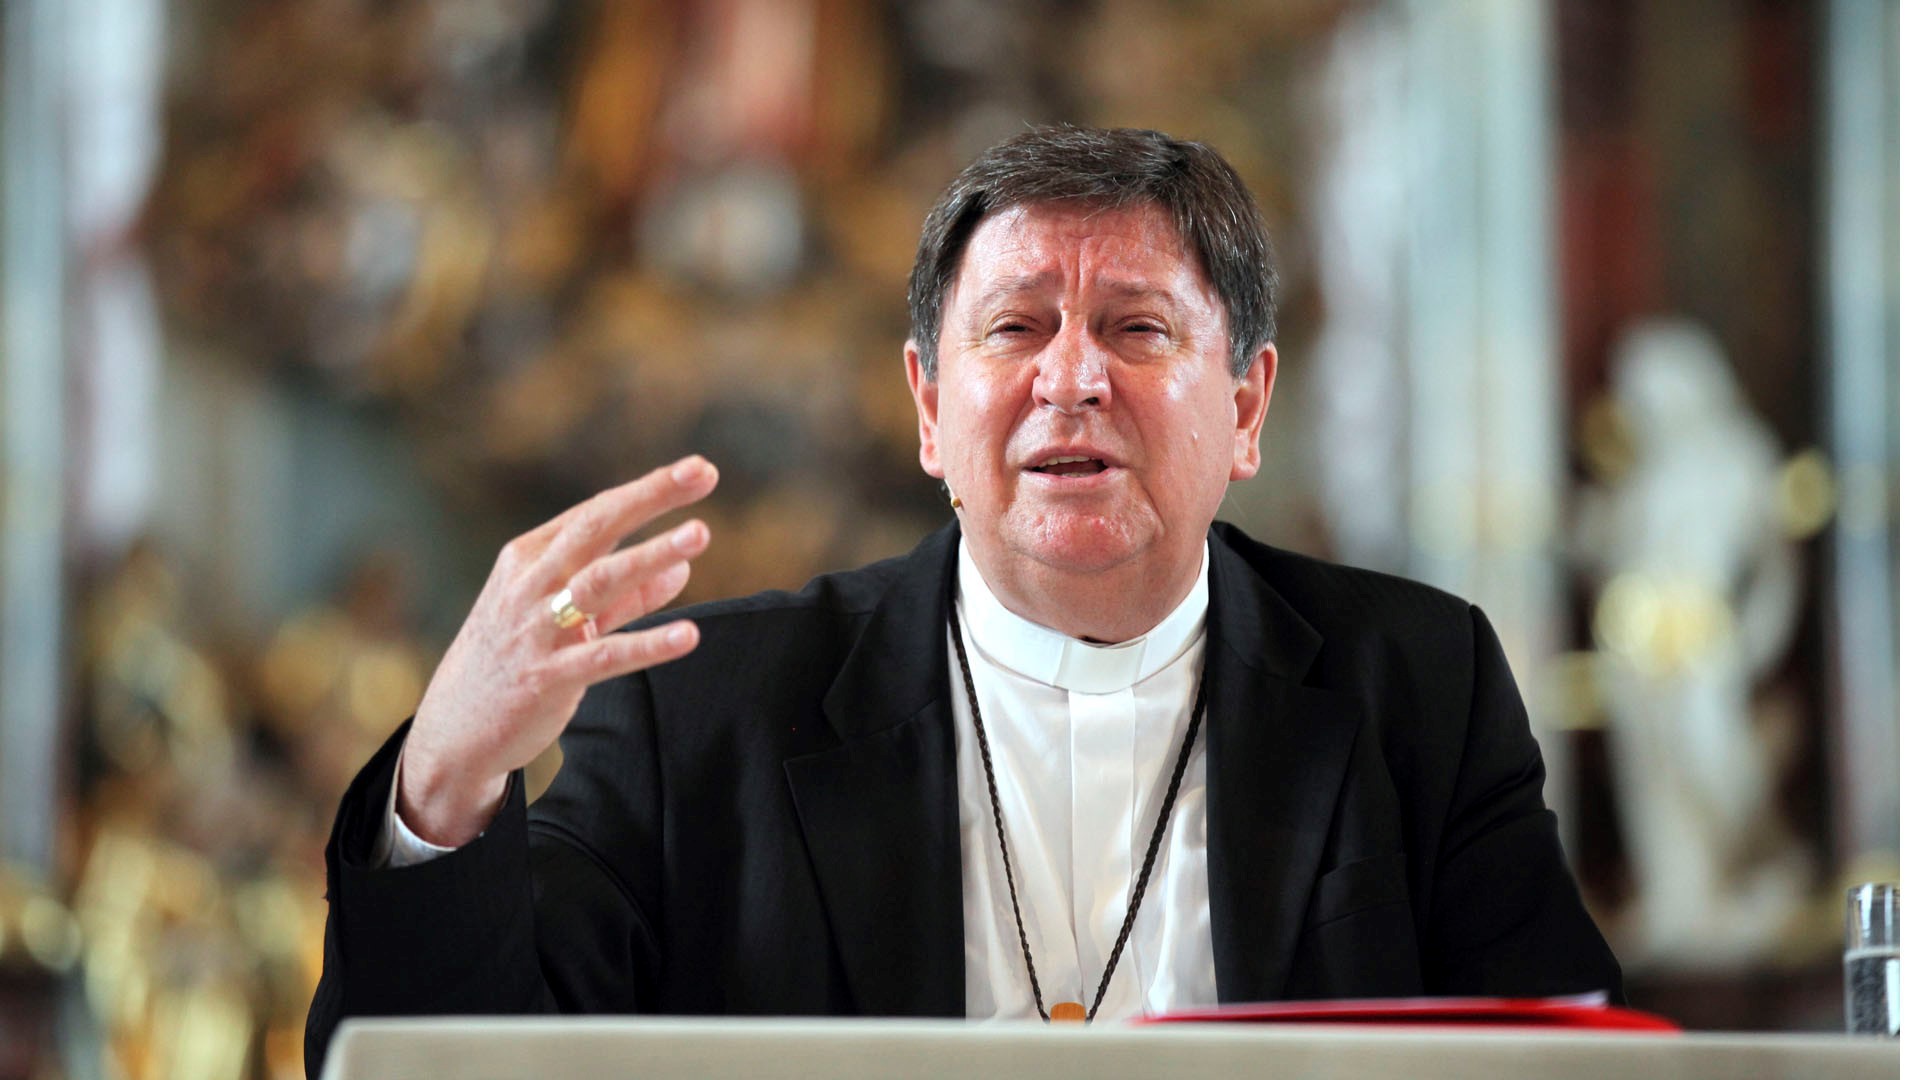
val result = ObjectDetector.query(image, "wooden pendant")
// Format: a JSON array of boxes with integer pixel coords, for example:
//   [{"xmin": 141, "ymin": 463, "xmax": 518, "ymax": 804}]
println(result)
[{"xmin": 1049, "ymin": 1001, "xmax": 1087, "ymax": 1023}]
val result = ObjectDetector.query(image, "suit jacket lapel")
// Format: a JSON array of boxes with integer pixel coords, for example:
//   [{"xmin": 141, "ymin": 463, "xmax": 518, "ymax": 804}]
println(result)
[
  {"xmin": 782, "ymin": 523, "xmax": 1361, "ymax": 1012},
  {"xmin": 1204, "ymin": 529, "xmax": 1364, "ymax": 1003},
  {"xmin": 783, "ymin": 525, "xmax": 966, "ymax": 1017}
]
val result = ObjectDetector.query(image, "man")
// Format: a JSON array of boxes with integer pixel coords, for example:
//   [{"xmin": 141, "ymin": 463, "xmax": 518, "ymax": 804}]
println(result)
[{"xmin": 306, "ymin": 125, "xmax": 1620, "ymax": 1076}]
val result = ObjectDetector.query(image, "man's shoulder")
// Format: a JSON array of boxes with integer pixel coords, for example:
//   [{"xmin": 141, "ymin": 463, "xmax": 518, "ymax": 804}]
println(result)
[
  {"xmin": 634, "ymin": 526, "xmax": 947, "ymax": 655},
  {"xmin": 611, "ymin": 528, "xmax": 952, "ymax": 732},
  {"xmin": 1211, "ymin": 522, "xmax": 1473, "ymax": 644},
  {"xmin": 1210, "ymin": 523, "xmax": 1492, "ymax": 744}
]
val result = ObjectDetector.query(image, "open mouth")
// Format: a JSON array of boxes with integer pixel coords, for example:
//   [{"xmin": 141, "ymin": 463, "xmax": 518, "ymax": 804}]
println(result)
[{"xmin": 1028, "ymin": 455, "xmax": 1110, "ymax": 477}]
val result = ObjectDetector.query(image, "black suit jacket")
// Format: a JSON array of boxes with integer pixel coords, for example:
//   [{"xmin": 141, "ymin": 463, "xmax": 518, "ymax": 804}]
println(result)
[{"xmin": 306, "ymin": 523, "xmax": 1621, "ymax": 1076}]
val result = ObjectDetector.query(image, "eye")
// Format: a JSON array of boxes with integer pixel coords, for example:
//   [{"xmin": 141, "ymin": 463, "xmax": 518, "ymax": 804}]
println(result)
[{"xmin": 988, "ymin": 319, "xmax": 1037, "ymax": 338}]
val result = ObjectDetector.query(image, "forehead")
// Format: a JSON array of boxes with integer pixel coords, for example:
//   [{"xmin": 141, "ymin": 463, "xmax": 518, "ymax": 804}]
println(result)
[{"xmin": 950, "ymin": 201, "xmax": 1211, "ymax": 301}]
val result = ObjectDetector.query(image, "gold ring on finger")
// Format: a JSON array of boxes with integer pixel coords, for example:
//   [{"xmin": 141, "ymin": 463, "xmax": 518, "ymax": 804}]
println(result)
[{"xmin": 548, "ymin": 587, "xmax": 592, "ymax": 631}]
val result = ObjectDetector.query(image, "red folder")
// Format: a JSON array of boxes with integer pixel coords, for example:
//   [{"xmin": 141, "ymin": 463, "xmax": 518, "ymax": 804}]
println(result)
[{"xmin": 1135, "ymin": 994, "xmax": 1680, "ymax": 1033}]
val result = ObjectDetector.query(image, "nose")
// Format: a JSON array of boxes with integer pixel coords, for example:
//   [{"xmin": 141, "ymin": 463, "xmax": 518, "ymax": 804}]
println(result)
[{"xmin": 1031, "ymin": 325, "xmax": 1111, "ymax": 413}]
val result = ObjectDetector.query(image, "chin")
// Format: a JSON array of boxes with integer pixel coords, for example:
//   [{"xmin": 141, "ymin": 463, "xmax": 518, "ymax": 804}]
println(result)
[{"xmin": 1005, "ymin": 511, "xmax": 1153, "ymax": 576}]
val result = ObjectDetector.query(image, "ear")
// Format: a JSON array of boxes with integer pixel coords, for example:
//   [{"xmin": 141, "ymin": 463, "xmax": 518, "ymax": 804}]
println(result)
[
  {"xmin": 905, "ymin": 341, "xmax": 944, "ymax": 479},
  {"xmin": 1229, "ymin": 343, "xmax": 1278, "ymax": 481}
]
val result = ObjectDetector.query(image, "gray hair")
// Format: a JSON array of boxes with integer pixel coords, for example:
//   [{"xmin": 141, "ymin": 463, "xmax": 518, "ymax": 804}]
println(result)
[{"xmin": 907, "ymin": 124, "xmax": 1278, "ymax": 379}]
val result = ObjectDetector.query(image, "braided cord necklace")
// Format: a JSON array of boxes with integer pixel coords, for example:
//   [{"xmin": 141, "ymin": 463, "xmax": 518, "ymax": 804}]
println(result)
[{"xmin": 946, "ymin": 599, "xmax": 1207, "ymax": 1023}]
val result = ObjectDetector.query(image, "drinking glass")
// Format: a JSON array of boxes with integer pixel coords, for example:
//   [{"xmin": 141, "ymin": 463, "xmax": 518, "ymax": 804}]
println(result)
[{"xmin": 1845, "ymin": 883, "xmax": 1899, "ymax": 1037}]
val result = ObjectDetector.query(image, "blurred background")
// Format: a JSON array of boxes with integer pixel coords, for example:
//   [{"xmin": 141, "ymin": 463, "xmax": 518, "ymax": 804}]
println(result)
[{"xmin": 0, "ymin": 0, "xmax": 1898, "ymax": 1076}]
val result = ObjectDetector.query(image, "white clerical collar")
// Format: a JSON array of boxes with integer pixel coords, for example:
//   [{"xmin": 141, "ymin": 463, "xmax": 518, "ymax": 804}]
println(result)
[{"xmin": 954, "ymin": 535, "xmax": 1209, "ymax": 695}]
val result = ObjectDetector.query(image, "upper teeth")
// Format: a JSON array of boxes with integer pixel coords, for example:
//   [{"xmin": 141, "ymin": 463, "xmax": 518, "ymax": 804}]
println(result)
[{"xmin": 1041, "ymin": 455, "xmax": 1093, "ymax": 466}]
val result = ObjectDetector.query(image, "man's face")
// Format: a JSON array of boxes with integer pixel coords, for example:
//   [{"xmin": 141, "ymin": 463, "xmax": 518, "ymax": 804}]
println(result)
[{"xmin": 906, "ymin": 201, "xmax": 1275, "ymax": 583}]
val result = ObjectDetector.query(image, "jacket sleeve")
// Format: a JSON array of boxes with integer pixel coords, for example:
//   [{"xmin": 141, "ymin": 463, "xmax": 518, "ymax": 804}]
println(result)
[
  {"xmin": 1421, "ymin": 605, "xmax": 1625, "ymax": 1003},
  {"xmin": 304, "ymin": 670, "xmax": 664, "ymax": 1078}
]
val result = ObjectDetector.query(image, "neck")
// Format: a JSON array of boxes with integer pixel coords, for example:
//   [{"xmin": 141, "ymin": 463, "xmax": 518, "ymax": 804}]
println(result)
[{"xmin": 965, "ymin": 536, "xmax": 1208, "ymax": 643}]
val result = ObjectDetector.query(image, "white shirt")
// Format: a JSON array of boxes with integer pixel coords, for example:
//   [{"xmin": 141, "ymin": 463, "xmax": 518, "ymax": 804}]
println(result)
[
  {"xmin": 951, "ymin": 537, "xmax": 1215, "ymax": 1021},
  {"xmin": 382, "ymin": 539, "xmax": 1219, "ymax": 1021}
]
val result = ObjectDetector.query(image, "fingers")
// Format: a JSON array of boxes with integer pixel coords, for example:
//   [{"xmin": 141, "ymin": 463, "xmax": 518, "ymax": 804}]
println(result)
[
  {"xmin": 587, "ymin": 559, "xmax": 695, "ymax": 634},
  {"xmin": 524, "ymin": 455, "xmax": 719, "ymax": 590},
  {"xmin": 550, "ymin": 619, "xmax": 701, "ymax": 684},
  {"xmin": 563, "ymin": 518, "xmax": 708, "ymax": 622}
]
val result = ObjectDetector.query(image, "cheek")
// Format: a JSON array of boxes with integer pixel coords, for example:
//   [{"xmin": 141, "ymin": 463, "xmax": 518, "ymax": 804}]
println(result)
[
  {"xmin": 1146, "ymin": 374, "xmax": 1232, "ymax": 447},
  {"xmin": 1151, "ymin": 361, "xmax": 1215, "ymax": 415},
  {"xmin": 1143, "ymin": 385, "xmax": 1238, "ymax": 491},
  {"xmin": 943, "ymin": 380, "xmax": 1016, "ymax": 473}
]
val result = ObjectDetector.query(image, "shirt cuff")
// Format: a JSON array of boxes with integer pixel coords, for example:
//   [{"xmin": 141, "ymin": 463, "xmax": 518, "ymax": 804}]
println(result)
[{"xmin": 378, "ymin": 736, "xmax": 460, "ymax": 868}]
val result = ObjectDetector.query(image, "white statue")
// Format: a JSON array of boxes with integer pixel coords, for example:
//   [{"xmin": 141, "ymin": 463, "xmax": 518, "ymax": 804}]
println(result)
[{"xmin": 1575, "ymin": 318, "xmax": 1813, "ymax": 967}]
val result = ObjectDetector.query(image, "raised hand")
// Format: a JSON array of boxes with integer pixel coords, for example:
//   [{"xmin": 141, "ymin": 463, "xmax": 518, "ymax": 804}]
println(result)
[{"xmin": 397, "ymin": 455, "xmax": 719, "ymax": 846}]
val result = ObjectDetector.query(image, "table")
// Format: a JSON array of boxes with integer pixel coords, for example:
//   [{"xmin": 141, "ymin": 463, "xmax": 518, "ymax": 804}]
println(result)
[{"xmin": 319, "ymin": 1016, "xmax": 1897, "ymax": 1079}]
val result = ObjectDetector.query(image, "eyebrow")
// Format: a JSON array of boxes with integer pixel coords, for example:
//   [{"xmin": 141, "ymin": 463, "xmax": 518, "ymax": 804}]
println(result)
[
  {"xmin": 1099, "ymin": 282, "xmax": 1182, "ymax": 308},
  {"xmin": 966, "ymin": 273, "xmax": 1185, "ymax": 312},
  {"xmin": 967, "ymin": 272, "xmax": 1055, "ymax": 311}
]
